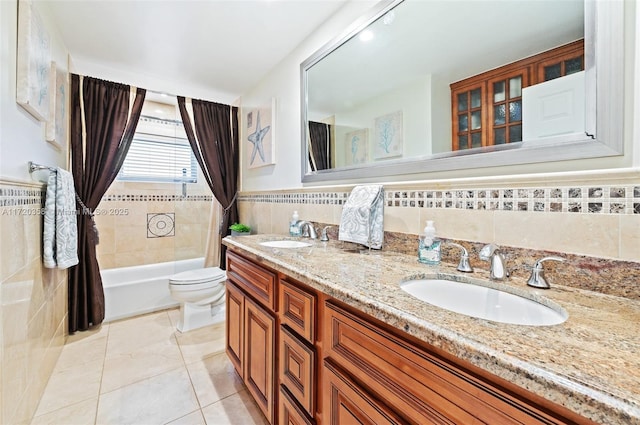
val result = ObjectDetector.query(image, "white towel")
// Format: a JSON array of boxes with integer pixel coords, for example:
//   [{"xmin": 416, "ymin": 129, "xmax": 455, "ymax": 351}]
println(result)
[
  {"xmin": 43, "ymin": 168, "xmax": 79, "ymax": 269},
  {"xmin": 338, "ymin": 184, "xmax": 384, "ymax": 249}
]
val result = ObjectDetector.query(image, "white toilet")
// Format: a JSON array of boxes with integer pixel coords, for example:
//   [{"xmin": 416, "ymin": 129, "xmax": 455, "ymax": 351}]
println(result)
[{"xmin": 168, "ymin": 267, "xmax": 227, "ymax": 333}]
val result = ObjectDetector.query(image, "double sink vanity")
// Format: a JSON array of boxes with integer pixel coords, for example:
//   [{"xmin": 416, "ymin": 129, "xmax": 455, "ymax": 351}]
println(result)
[{"xmin": 222, "ymin": 234, "xmax": 640, "ymax": 425}]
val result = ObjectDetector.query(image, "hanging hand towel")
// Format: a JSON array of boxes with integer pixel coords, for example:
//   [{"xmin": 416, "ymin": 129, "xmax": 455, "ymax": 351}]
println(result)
[
  {"xmin": 43, "ymin": 168, "xmax": 79, "ymax": 269},
  {"xmin": 338, "ymin": 184, "xmax": 384, "ymax": 249}
]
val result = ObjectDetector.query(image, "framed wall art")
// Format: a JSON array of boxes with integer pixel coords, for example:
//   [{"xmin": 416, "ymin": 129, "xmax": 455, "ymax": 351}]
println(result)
[
  {"xmin": 16, "ymin": 0, "xmax": 51, "ymax": 121},
  {"xmin": 344, "ymin": 128, "xmax": 368, "ymax": 166},
  {"xmin": 45, "ymin": 62, "xmax": 68, "ymax": 150},
  {"xmin": 246, "ymin": 98, "xmax": 276, "ymax": 169},
  {"xmin": 373, "ymin": 110, "xmax": 403, "ymax": 160}
]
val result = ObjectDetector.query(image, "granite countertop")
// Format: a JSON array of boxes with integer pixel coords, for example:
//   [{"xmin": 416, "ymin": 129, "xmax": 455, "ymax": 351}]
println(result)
[{"xmin": 222, "ymin": 234, "xmax": 640, "ymax": 425}]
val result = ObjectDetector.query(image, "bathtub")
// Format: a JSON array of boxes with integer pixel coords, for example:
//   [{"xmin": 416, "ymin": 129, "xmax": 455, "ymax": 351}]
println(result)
[{"xmin": 101, "ymin": 257, "xmax": 205, "ymax": 322}]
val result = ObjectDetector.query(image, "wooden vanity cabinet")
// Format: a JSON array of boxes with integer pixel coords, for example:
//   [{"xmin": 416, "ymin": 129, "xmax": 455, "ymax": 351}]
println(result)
[
  {"xmin": 226, "ymin": 252, "xmax": 277, "ymax": 424},
  {"xmin": 225, "ymin": 250, "xmax": 596, "ymax": 425}
]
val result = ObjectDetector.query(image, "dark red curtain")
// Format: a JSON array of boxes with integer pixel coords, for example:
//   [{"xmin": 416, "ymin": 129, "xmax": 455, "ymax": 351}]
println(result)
[
  {"xmin": 309, "ymin": 121, "xmax": 331, "ymax": 171},
  {"xmin": 69, "ymin": 75, "xmax": 145, "ymax": 333},
  {"xmin": 177, "ymin": 97, "xmax": 239, "ymax": 268}
]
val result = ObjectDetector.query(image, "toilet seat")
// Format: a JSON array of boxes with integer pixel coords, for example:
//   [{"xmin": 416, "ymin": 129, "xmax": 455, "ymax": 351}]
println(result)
[{"xmin": 169, "ymin": 267, "xmax": 226, "ymax": 285}]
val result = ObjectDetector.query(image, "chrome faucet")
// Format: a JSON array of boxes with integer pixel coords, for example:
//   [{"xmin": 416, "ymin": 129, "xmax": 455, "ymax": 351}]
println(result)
[
  {"xmin": 527, "ymin": 256, "xmax": 564, "ymax": 289},
  {"xmin": 447, "ymin": 242, "xmax": 473, "ymax": 273},
  {"xmin": 479, "ymin": 243, "xmax": 509, "ymax": 280},
  {"xmin": 297, "ymin": 221, "xmax": 318, "ymax": 239}
]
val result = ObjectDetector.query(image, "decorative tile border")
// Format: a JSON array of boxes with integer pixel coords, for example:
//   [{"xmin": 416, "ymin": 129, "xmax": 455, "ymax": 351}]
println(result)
[
  {"xmin": 240, "ymin": 184, "xmax": 640, "ymax": 215},
  {"xmin": 101, "ymin": 194, "xmax": 213, "ymax": 202},
  {"xmin": 0, "ymin": 187, "xmax": 45, "ymax": 207}
]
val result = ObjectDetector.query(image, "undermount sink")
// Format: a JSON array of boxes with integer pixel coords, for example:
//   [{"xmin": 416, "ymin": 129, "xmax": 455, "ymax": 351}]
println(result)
[
  {"xmin": 259, "ymin": 240, "xmax": 312, "ymax": 248},
  {"xmin": 400, "ymin": 279, "xmax": 567, "ymax": 326}
]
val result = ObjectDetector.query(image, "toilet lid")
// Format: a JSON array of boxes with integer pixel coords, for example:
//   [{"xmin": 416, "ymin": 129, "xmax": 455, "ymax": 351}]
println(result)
[{"xmin": 169, "ymin": 267, "xmax": 226, "ymax": 285}]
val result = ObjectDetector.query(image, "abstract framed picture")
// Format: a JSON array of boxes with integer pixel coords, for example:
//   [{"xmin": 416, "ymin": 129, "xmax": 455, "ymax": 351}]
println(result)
[
  {"xmin": 373, "ymin": 110, "xmax": 403, "ymax": 160},
  {"xmin": 16, "ymin": 0, "xmax": 51, "ymax": 121},
  {"xmin": 344, "ymin": 128, "xmax": 368, "ymax": 166},
  {"xmin": 45, "ymin": 62, "xmax": 68, "ymax": 150},
  {"xmin": 246, "ymin": 98, "xmax": 276, "ymax": 169}
]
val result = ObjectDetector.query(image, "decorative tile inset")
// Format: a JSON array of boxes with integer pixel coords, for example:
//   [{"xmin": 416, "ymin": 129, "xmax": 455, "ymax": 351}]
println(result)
[
  {"xmin": 147, "ymin": 213, "xmax": 175, "ymax": 238},
  {"xmin": 610, "ymin": 187, "xmax": 625, "ymax": 198}
]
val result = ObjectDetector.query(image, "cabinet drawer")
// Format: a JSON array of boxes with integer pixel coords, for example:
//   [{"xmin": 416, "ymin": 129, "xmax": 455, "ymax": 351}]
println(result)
[
  {"xmin": 324, "ymin": 301, "xmax": 575, "ymax": 425},
  {"xmin": 227, "ymin": 251, "xmax": 276, "ymax": 311},
  {"xmin": 279, "ymin": 279, "xmax": 316, "ymax": 342},
  {"xmin": 279, "ymin": 386, "xmax": 314, "ymax": 425},
  {"xmin": 323, "ymin": 359, "xmax": 404, "ymax": 425},
  {"xmin": 279, "ymin": 326, "xmax": 315, "ymax": 417}
]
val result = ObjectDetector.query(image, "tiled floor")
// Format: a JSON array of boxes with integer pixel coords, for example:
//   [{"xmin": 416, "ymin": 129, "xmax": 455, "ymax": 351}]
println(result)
[{"xmin": 30, "ymin": 309, "xmax": 269, "ymax": 425}]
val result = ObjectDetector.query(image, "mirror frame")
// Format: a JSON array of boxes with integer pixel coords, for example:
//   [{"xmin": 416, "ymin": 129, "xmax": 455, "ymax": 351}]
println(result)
[{"xmin": 300, "ymin": 0, "xmax": 624, "ymax": 183}]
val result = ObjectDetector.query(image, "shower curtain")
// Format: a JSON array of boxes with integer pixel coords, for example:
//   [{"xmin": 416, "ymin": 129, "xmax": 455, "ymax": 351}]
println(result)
[
  {"xmin": 69, "ymin": 75, "xmax": 145, "ymax": 333},
  {"xmin": 177, "ymin": 97, "xmax": 239, "ymax": 269}
]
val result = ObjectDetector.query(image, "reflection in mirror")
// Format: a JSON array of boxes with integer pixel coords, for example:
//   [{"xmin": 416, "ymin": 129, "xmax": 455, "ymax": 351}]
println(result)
[
  {"xmin": 301, "ymin": 0, "xmax": 623, "ymax": 183},
  {"xmin": 306, "ymin": 0, "xmax": 583, "ymax": 171}
]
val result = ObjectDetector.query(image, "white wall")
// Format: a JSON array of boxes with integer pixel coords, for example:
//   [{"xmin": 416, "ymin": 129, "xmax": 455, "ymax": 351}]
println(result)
[
  {"xmin": 240, "ymin": 1, "xmax": 378, "ymax": 192},
  {"xmin": 241, "ymin": 0, "xmax": 638, "ymax": 191},
  {"xmin": 0, "ymin": 0, "xmax": 69, "ymax": 182}
]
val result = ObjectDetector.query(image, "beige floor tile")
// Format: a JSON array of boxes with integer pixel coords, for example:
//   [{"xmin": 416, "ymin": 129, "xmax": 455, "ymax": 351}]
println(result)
[
  {"xmin": 35, "ymin": 359, "xmax": 104, "ymax": 417},
  {"xmin": 106, "ymin": 311, "xmax": 176, "ymax": 356},
  {"xmin": 100, "ymin": 339, "xmax": 184, "ymax": 394},
  {"xmin": 176, "ymin": 322, "xmax": 226, "ymax": 365},
  {"xmin": 66, "ymin": 323, "xmax": 110, "ymax": 345},
  {"xmin": 186, "ymin": 352, "xmax": 244, "ymax": 408},
  {"xmin": 201, "ymin": 390, "xmax": 269, "ymax": 425},
  {"xmin": 30, "ymin": 397, "xmax": 98, "ymax": 425},
  {"xmin": 96, "ymin": 368, "xmax": 199, "ymax": 425},
  {"xmin": 167, "ymin": 308, "xmax": 181, "ymax": 328},
  {"xmin": 55, "ymin": 335, "xmax": 108, "ymax": 372},
  {"xmin": 166, "ymin": 410, "xmax": 207, "ymax": 425}
]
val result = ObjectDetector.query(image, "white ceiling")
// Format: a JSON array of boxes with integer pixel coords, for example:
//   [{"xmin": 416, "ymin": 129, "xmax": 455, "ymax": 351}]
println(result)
[{"xmin": 38, "ymin": 0, "xmax": 350, "ymax": 103}]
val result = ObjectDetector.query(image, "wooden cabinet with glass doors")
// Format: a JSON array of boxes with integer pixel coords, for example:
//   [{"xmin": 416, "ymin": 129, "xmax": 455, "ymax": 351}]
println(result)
[{"xmin": 451, "ymin": 39, "xmax": 583, "ymax": 151}]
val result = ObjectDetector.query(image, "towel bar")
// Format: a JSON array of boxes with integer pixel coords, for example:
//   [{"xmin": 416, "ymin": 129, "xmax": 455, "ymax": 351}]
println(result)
[{"xmin": 28, "ymin": 161, "xmax": 56, "ymax": 173}]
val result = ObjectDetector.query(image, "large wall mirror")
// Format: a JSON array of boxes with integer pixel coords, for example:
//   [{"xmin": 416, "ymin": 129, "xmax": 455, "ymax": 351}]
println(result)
[{"xmin": 301, "ymin": 0, "xmax": 624, "ymax": 183}]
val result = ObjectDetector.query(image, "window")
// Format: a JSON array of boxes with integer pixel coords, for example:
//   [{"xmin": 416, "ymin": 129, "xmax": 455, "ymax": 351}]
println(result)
[{"xmin": 118, "ymin": 115, "xmax": 197, "ymax": 183}]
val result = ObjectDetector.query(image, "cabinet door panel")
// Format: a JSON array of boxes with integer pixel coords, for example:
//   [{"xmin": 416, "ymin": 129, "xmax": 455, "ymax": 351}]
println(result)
[
  {"xmin": 323, "ymin": 360, "xmax": 404, "ymax": 425},
  {"xmin": 279, "ymin": 279, "xmax": 316, "ymax": 342},
  {"xmin": 226, "ymin": 280, "xmax": 244, "ymax": 377},
  {"xmin": 245, "ymin": 296, "xmax": 276, "ymax": 424},
  {"xmin": 279, "ymin": 326, "xmax": 315, "ymax": 416}
]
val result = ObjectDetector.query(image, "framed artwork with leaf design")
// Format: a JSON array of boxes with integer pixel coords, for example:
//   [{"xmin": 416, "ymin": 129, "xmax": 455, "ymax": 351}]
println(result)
[{"xmin": 373, "ymin": 110, "xmax": 403, "ymax": 160}]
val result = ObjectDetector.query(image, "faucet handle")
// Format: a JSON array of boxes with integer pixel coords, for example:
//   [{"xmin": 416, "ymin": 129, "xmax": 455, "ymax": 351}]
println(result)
[
  {"xmin": 479, "ymin": 243, "xmax": 499, "ymax": 261},
  {"xmin": 447, "ymin": 242, "xmax": 473, "ymax": 273},
  {"xmin": 320, "ymin": 226, "xmax": 331, "ymax": 242},
  {"xmin": 527, "ymin": 256, "xmax": 564, "ymax": 289}
]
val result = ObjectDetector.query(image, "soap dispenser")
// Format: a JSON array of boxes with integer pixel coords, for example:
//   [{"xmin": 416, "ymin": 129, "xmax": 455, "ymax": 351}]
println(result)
[
  {"xmin": 418, "ymin": 220, "xmax": 441, "ymax": 265},
  {"xmin": 289, "ymin": 210, "xmax": 300, "ymax": 236}
]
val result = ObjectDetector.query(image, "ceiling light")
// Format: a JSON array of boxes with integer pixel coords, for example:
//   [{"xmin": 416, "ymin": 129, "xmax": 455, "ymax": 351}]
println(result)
[
  {"xmin": 383, "ymin": 10, "xmax": 395, "ymax": 25},
  {"xmin": 359, "ymin": 30, "xmax": 374, "ymax": 42}
]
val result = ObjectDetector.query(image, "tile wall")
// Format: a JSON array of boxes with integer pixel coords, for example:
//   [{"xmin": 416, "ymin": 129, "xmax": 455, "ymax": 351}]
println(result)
[
  {"xmin": 0, "ymin": 181, "xmax": 68, "ymax": 424},
  {"xmin": 238, "ymin": 181, "xmax": 640, "ymax": 263},
  {"xmin": 95, "ymin": 181, "xmax": 214, "ymax": 269}
]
